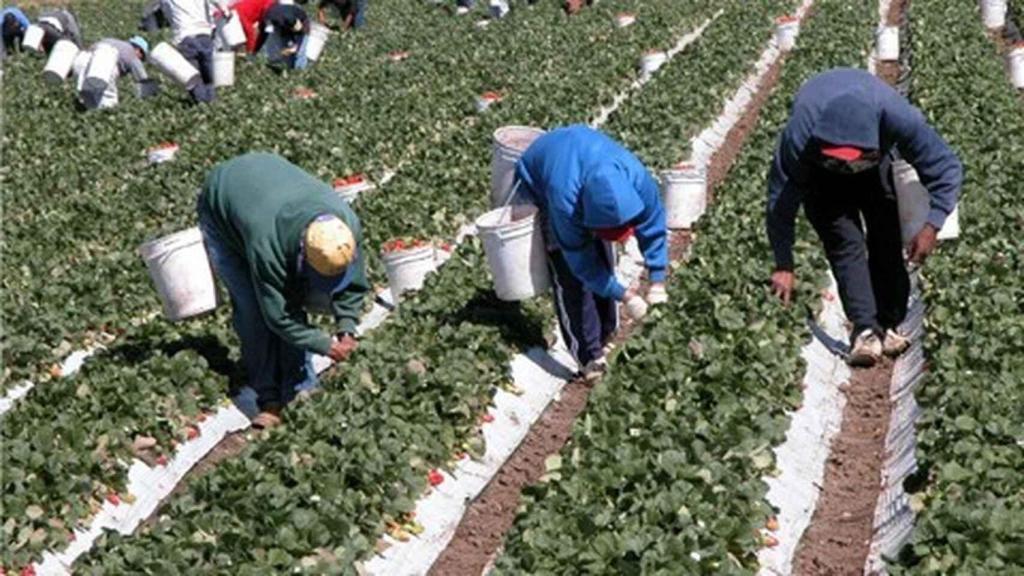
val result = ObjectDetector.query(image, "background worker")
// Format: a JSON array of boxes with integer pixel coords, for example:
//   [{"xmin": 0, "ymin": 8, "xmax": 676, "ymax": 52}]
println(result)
[
  {"xmin": 766, "ymin": 68, "xmax": 962, "ymax": 367},
  {"xmin": 304, "ymin": 0, "xmax": 366, "ymax": 30},
  {"xmin": 37, "ymin": 7, "xmax": 83, "ymax": 52},
  {"xmin": 230, "ymin": 0, "xmax": 274, "ymax": 53},
  {"xmin": 255, "ymin": 2, "xmax": 309, "ymax": 66},
  {"xmin": 160, "ymin": 0, "xmax": 218, "ymax": 103},
  {"xmin": 1, "ymin": 6, "xmax": 30, "ymax": 60},
  {"xmin": 76, "ymin": 36, "xmax": 153, "ymax": 110},
  {"xmin": 197, "ymin": 152, "xmax": 370, "ymax": 429},
  {"xmin": 515, "ymin": 125, "xmax": 669, "ymax": 382}
]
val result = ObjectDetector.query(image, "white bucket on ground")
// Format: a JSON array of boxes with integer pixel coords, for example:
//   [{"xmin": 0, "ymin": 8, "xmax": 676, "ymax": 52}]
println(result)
[
  {"xmin": 980, "ymin": 0, "xmax": 1007, "ymax": 28},
  {"xmin": 383, "ymin": 244, "xmax": 437, "ymax": 302},
  {"xmin": 490, "ymin": 125, "xmax": 545, "ymax": 208},
  {"xmin": 476, "ymin": 204, "xmax": 551, "ymax": 301},
  {"xmin": 661, "ymin": 164, "xmax": 707, "ymax": 229},
  {"xmin": 877, "ymin": 26, "xmax": 899, "ymax": 61},
  {"xmin": 1008, "ymin": 45, "xmax": 1024, "ymax": 89},
  {"xmin": 213, "ymin": 51, "xmax": 235, "ymax": 87},
  {"xmin": 333, "ymin": 176, "xmax": 371, "ymax": 203},
  {"xmin": 83, "ymin": 44, "xmax": 119, "ymax": 96},
  {"xmin": 22, "ymin": 24, "xmax": 44, "ymax": 52},
  {"xmin": 151, "ymin": 42, "xmax": 201, "ymax": 88},
  {"xmin": 893, "ymin": 160, "xmax": 960, "ymax": 244},
  {"xmin": 147, "ymin": 143, "xmax": 180, "ymax": 164},
  {"xmin": 303, "ymin": 22, "xmax": 331, "ymax": 61},
  {"xmin": 775, "ymin": 17, "xmax": 799, "ymax": 51},
  {"xmin": 43, "ymin": 39, "xmax": 80, "ymax": 84},
  {"xmin": 476, "ymin": 92, "xmax": 502, "ymax": 112},
  {"xmin": 140, "ymin": 227, "xmax": 219, "ymax": 321},
  {"xmin": 639, "ymin": 51, "xmax": 667, "ymax": 75},
  {"xmin": 219, "ymin": 11, "xmax": 246, "ymax": 49}
]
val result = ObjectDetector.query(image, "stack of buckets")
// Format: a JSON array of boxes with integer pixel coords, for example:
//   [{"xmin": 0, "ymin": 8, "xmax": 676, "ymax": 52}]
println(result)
[
  {"xmin": 876, "ymin": 26, "xmax": 899, "ymax": 62},
  {"xmin": 476, "ymin": 126, "xmax": 551, "ymax": 302},
  {"xmin": 140, "ymin": 228, "xmax": 219, "ymax": 321}
]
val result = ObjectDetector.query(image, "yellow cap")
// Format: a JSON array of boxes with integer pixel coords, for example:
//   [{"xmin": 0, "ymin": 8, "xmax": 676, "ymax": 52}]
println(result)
[{"xmin": 305, "ymin": 216, "xmax": 355, "ymax": 276}]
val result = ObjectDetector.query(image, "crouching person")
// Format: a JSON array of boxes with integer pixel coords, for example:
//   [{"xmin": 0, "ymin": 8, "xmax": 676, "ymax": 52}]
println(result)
[
  {"xmin": 197, "ymin": 152, "xmax": 370, "ymax": 429},
  {"xmin": 75, "ymin": 36, "xmax": 153, "ymax": 111},
  {"xmin": 515, "ymin": 125, "xmax": 669, "ymax": 382},
  {"xmin": 161, "ymin": 0, "xmax": 218, "ymax": 103}
]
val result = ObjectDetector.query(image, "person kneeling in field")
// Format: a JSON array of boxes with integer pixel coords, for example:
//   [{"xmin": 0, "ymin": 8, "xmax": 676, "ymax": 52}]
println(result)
[
  {"xmin": 766, "ymin": 68, "xmax": 962, "ymax": 368},
  {"xmin": 75, "ymin": 36, "xmax": 154, "ymax": 111},
  {"xmin": 197, "ymin": 153, "xmax": 370, "ymax": 429},
  {"xmin": 514, "ymin": 125, "xmax": 669, "ymax": 382}
]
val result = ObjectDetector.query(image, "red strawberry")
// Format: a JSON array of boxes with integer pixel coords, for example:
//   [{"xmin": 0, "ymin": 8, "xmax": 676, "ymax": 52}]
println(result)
[
  {"xmin": 107, "ymin": 493, "xmax": 121, "ymax": 506},
  {"xmin": 156, "ymin": 455, "xmax": 169, "ymax": 467},
  {"xmin": 20, "ymin": 566, "xmax": 35, "ymax": 576},
  {"xmin": 481, "ymin": 413, "xmax": 495, "ymax": 424},
  {"xmin": 427, "ymin": 470, "xmax": 444, "ymax": 487},
  {"xmin": 185, "ymin": 426, "xmax": 200, "ymax": 440}
]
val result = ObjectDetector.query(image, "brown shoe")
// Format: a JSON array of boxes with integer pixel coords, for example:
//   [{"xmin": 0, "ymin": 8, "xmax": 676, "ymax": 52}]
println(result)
[{"xmin": 251, "ymin": 408, "xmax": 282, "ymax": 430}]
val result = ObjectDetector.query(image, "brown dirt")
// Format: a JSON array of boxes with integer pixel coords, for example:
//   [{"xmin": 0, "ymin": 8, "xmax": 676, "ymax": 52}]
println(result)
[
  {"xmin": 428, "ymin": 35, "xmax": 791, "ymax": 576},
  {"xmin": 791, "ymin": 361, "xmax": 894, "ymax": 576}
]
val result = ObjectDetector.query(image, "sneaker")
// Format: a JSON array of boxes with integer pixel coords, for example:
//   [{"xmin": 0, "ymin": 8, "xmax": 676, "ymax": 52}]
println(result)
[
  {"xmin": 582, "ymin": 357, "xmax": 607, "ymax": 383},
  {"xmin": 882, "ymin": 329, "xmax": 910, "ymax": 358},
  {"xmin": 847, "ymin": 329, "xmax": 882, "ymax": 368}
]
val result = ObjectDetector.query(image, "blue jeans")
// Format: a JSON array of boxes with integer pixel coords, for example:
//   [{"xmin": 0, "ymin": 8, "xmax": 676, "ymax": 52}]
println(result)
[
  {"xmin": 547, "ymin": 243, "xmax": 619, "ymax": 369},
  {"xmin": 197, "ymin": 201, "xmax": 317, "ymax": 413}
]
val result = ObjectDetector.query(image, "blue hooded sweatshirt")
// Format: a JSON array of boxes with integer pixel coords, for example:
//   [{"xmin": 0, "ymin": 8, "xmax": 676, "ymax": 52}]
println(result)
[
  {"xmin": 515, "ymin": 125, "xmax": 668, "ymax": 301},
  {"xmin": 767, "ymin": 68, "xmax": 962, "ymax": 270}
]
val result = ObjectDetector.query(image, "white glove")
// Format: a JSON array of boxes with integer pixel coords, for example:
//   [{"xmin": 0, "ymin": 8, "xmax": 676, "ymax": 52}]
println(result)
[
  {"xmin": 624, "ymin": 295, "xmax": 649, "ymax": 320},
  {"xmin": 646, "ymin": 283, "xmax": 668, "ymax": 305}
]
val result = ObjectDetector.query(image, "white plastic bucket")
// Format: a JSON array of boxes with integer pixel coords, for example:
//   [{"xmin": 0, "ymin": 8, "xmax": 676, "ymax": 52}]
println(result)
[
  {"xmin": 303, "ymin": 22, "xmax": 331, "ymax": 62},
  {"xmin": 661, "ymin": 165, "xmax": 707, "ymax": 229},
  {"xmin": 83, "ymin": 44, "xmax": 119, "ymax": 96},
  {"xmin": 213, "ymin": 51, "xmax": 235, "ymax": 87},
  {"xmin": 140, "ymin": 227, "xmax": 219, "ymax": 321},
  {"xmin": 476, "ymin": 205, "xmax": 551, "ymax": 301},
  {"xmin": 22, "ymin": 24, "xmax": 44, "ymax": 52},
  {"xmin": 151, "ymin": 42, "xmax": 201, "ymax": 88},
  {"xmin": 877, "ymin": 26, "xmax": 899, "ymax": 61},
  {"xmin": 383, "ymin": 244, "xmax": 437, "ymax": 302},
  {"xmin": 893, "ymin": 160, "xmax": 960, "ymax": 244},
  {"xmin": 147, "ymin": 143, "xmax": 180, "ymax": 164},
  {"xmin": 615, "ymin": 13, "xmax": 636, "ymax": 28},
  {"xmin": 219, "ymin": 11, "xmax": 246, "ymax": 49},
  {"xmin": 42, "ymin": 39, "xmax": 79, "ymax": 84},
  {"xmin": 476, "ymin": 92, "xmax": 502, "ymax": 113},
  {"xmin": 775, "ymin": 18, "xmax": 799, "ymax": 51},
  {"xmin": 980, "ymin": 0, "xmax": 1007, "ymax": 28},
  {"xmin": 1008, "ymin": 45, "xmax": 1024, "ymax": 89},
  {"xmin": 490, "ymin": 126, "xmax": 545, "ymax": 208},
  {"xmin": 639, "ymin": 51, "xmax": 667, "ymax": 75}
]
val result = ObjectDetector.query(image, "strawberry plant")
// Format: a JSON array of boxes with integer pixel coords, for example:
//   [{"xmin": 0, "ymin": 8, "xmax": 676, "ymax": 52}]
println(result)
[{"xmin": 886, "ymin": 0, "xmax": 1024, "ymax": 572}]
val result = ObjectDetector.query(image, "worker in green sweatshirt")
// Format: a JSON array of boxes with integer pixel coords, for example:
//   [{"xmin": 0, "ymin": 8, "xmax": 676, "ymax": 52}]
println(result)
[{"xmin": 197, "ymin": 152, "xmax": 370, "ymax": 429}]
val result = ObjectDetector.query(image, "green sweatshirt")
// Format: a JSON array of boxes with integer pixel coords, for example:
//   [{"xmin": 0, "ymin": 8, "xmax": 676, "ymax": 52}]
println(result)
[{"xmin": 200, "ymin": 152, "xmax": 370, "ymax": 355}]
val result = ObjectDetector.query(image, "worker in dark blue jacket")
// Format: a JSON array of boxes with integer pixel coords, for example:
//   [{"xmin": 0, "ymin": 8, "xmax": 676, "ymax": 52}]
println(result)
[
  {"xmin": 516, "ymin": 125, "xmax": 669, "ymax": 381},
  {"xmin": 1, "ymin": 7, "xmax": 30, "ymax": 59},
  {"xmin": 767, "ymin": 68, "xmax": 962, "ymax": 367}
]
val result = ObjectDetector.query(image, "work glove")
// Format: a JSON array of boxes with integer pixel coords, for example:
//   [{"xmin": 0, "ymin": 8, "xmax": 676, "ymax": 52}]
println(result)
[
  {"xmin": 623, "ymin": 294, "xmax": 649, "ymax": 320},
  {"xmin": 646, "ymin": 283, "xmax": 668, "ymax": 306}
]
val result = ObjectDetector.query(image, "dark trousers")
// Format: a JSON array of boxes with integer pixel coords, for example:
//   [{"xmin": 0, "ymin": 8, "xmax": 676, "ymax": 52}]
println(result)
[
  {"xmin": 548, "ymin": 243, "xmax": 619, "ymax": 369},
  {"xmin": 804, "ymin": 165, "xmax": 909, "ymax": 336},
  {"xmin": 178, "ymin": 34, "xmax": 216, "ymax": 103}
]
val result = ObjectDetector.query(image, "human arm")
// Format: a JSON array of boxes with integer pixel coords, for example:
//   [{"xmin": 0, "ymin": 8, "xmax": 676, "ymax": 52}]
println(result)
[{"xmin": 251, "ymin": 252, "xmax": 334, "ymax": 355}]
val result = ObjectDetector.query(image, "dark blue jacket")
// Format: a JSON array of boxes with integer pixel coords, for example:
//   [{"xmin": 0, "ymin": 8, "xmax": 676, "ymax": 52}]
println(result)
[
  {"xmin": 767, "ymin": 68, "xmax": 962, "ymax": 270},
  {"xmin": 515, "ymin": 125, "xmax": 668, "ymax": 300}
]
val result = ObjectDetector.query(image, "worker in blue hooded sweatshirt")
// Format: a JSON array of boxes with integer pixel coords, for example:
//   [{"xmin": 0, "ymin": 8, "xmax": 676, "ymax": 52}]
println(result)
[
  {"xmin": 767, "ymin": 68, "xmax": 962, "ymax": 368},
  {"xmin": 1, "ymin": 6, "xmax": 30, "ymax": 60},
  {"xmin": 515, "ymin": 125, "xmax": 669, "ymax": 381}
]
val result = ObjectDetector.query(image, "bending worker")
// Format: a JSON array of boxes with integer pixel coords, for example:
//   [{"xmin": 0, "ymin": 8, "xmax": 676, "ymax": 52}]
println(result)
[
  {"xmin": 197, "ymin": 153, "xmax": 369, "ymax": 429},
  {"xmin": 37, "ymin": 8, "xmax": 83, "ymax": 52},
  {"xmin": 160, "ymin": 0, "xmax": 218, "ymax": 103},
  {"xmin": 1, "ymin": 6, "xmax": 30, "ymax": 60},
  {"xmin": 767, "ymin": 68, "xmax": 962, "ymax": 367},
  {"xmin": 515, "ymin": 125, "xmax": 669, "ymax": 381},
  {"xmin": 75, "ymin": 36, "xmax": 153, "ymax": 110}
]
